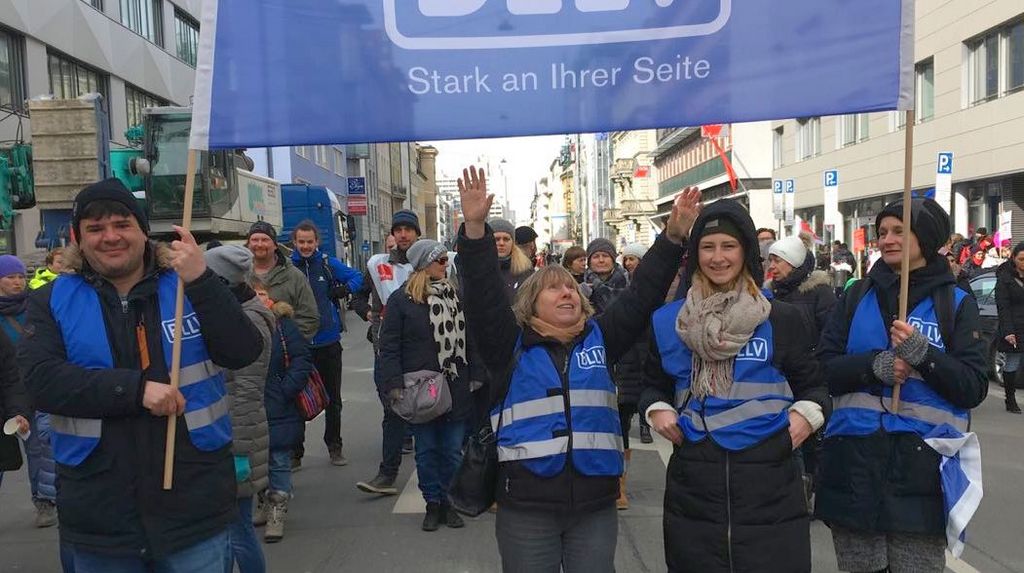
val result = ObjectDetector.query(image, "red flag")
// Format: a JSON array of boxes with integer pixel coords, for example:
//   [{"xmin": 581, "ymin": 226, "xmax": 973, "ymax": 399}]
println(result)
[
  {"xmin": 703, "ymin": 125, "xmax": 738, "ymax": 192},
  {"xmin": 800, "ymin": 219, "xmax": 822, "ymax": 244}
]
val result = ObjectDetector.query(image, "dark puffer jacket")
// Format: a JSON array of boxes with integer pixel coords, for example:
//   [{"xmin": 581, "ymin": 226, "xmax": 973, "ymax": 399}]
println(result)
[
  {"xmin": 0, "ymin": 330, "xmax": 28, "ymax": 422},
  {"xmin": 228, "ymin": 295, "xmax": 274, "ymax": 499},
  {"xmin": 995, "ymin": 259, "xmax": 1024, "ymax": 353},
  {"xmin": 264, "ymin": 303, "xmax": 314, "ymax": 451},
  {"xmin": 767, "ymin": 269, "xmax": 836, "ymax": 340},
  {"xmin": 814, "ymin": 258, "xmax": 988, "ymax": 536}
]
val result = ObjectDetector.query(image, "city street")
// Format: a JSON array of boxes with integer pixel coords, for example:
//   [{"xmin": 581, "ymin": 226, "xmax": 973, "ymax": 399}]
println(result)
[{"xmin": 1, "ymin": 320, "xmax": 1022, "ymax": 573}]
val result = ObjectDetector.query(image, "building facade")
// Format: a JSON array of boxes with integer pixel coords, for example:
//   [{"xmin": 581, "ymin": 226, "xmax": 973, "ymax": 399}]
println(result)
[
  {"xmin": 772, "ymin": 1, "xmax": 1024, "ymax": 247},
  {"xmin": 1, "ymin": 0, "xmax": 201, "ymax": 254},
  {"xmin": 605, "ymin": 129, "xmax": 659, "ymax": 249}
]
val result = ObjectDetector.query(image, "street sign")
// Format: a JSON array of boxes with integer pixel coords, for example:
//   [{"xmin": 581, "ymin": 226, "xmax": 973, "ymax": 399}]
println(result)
[
  {"xmin": 936, "ymin": 152, "xmax": 953, "ymax": 214},
  {"xmin": 347, "ymin": 176, "xmax": 367, "ymax": 195},
  {"xmin": 773, "ymin": 180, "xmax": 784, "ymax": 220},
  {"xmin": 361, "ymin": 241, "xmax": 371, "ymax": 252},
  {"xmin": 347, "ymin": 195, "xmax": 368, "ymax": 215},
  {"xmin": 784, "ymin": 179, "xmax": 795, "ymax": 225},
  {"xmin": 824, "ymin": 170, "xmax": 839, "ymax": 226}
]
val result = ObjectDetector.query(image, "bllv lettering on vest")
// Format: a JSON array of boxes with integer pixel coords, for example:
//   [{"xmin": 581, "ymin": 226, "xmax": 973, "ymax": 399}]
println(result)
[
  {"xmin": 736, "ymin": 338, "xmax": 769, "ymax": 362},
  {"xmin": 576, "ymin": 346, "xmax": 606, "ymax": 369},
  {"xmin": 162, "ymin": 313, "xmax": 202, "ymax": 343},
  {"xmin": 907, "ymin": 317, "xmax": 944, "ymax": 349}
]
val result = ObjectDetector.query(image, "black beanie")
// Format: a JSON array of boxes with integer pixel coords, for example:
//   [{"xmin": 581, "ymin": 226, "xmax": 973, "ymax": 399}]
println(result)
[
  {"xmin": 515, "ymin": 226, "xmax": 538, "ymax": 245},
  {"xmin": 586, "ymin": 238, "xmax": 616, "ymax": 261},
  {"xmin": 875, "ymin": 197, "xmax": 950, "ymax": 261},
  {"xmin": 685, "ymin": 199, "xmax": 761, "ymax": 286},
  {"xmin": 247, "ymin": 221, "xmax": 278, "ymax": 244},
  {"xmin": 72, "ymin": 178, "xmax": 149, "ymax": 236},
  {"xmin": 392, "ymin": 210, "xmax": 421, "ymax": 235}
]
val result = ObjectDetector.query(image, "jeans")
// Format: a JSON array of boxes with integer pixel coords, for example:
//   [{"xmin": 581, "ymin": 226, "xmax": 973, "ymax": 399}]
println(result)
[
  {"xmin": 495, "ymin": 505, "xmax": 618, "ymax": 573},
  {"xmin": 65, "ymin": 530, "xmax": 231, "ymax": 573},
  {"xmin": 409, "ymin": 418, "xmax": 466, "ymax": 504},
  {"xmin": 377, "ymin": 390, "xmax": 408, "ymax": 478},
  {"xmin": 312, "ymin": 342, "xmax": 344, "ymax": 450},
  {"xmin": 268, "ymin": 448, "xmax": 293, "ymax": 494},
  {"xmin": 228, "ymin": 497, "xmax": 266, "ymax": 573}
]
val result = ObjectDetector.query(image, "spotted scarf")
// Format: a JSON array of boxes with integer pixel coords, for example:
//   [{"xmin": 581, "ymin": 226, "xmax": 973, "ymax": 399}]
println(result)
[{"xmin": 426, "ymin": 280, "xmax": 467, "ymax": 382}]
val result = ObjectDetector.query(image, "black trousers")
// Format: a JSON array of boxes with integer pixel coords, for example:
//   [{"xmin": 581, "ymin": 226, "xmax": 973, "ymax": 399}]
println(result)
[{"xmin": 313, "ymin": 342, "xmax": 344, "ymax": 450}]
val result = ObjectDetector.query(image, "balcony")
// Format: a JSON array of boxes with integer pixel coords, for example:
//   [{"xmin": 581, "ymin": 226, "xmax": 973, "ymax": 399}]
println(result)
[
  {"xmin": 603, "ymin": 208, "xmax": 623, "ymax": 223},
  {"xmin": 391, "ymin": 184, "xmax": 407, "ymax": 199},
  {"xmin": 621, "ymin": 199, "xmax": 655, "ymax": 217}
]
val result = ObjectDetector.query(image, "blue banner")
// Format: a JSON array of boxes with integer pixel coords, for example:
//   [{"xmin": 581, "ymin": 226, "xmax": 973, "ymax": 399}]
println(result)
[{"xmin": 191, "ymin": 0, "xmax": 913, "ymax": 149}]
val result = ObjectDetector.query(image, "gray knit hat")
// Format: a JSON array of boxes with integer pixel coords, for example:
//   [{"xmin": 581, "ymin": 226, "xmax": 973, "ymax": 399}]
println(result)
[
  {"xmin": 586, "ymin": 238, "xmax": 617, "ymax": 261},
  {"xmin": 488, "ymin": 218, "xmax": 515, "ymax": 237},
  {"xmin": 204, "ymin": 245, "xmax": 253, "ymax": 287},
  {"xmin": 406, "ymin": 239, "xmax": 448, "ymax": 271},
  {"xmin": 621, "ymin": 243, "xmax": 647, "ymax": 260}
]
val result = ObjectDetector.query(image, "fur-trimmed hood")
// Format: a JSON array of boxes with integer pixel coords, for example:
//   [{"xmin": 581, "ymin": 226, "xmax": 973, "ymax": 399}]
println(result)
[
  {"xmin": 797, "ymin": 270, "xmax": 832, "ymax": 294},
  {"xmin": 271, "ymin": 301, "xmax": 294, "ymax": 319},
  {"xmin": 62, "ymin": 241, "xmax": 174, "ymax": 274}
]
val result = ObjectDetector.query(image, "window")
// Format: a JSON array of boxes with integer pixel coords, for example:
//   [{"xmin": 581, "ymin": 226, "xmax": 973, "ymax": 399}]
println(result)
[
  {"xmin": 125, "ymin": 84, "xmax": 166, "ymax": 128},
  {"xmin": 837, "ymin": 114, "xmax": 869, "ymax": 147},
  {"xmin": 120, "ymin": 0, "xmax": 163, "ymax": 46},
  {"xmin": 85, "ymin": 0, "xmax": 104, "ymax": 10},
  {"xmin": 314, "ymin": 145, "xmax": 328, "ymax": 168},
  {"xmin": 174, "ymin": 9, "xmax": 199, "ymax": 68},
  {"xmin": 0, "ymin": 28, "xmax": 27, "ymax": 112},
  {"xmin": 967, "ymin": 18, "xmax": 1024, "ymax": 105},
  {"xmin": 772, "ymin": 127, "xmax": 783, "ymax": 169},
  {"xmin": 915, "ymin": 59, "xmax": 935, "ymax": 122},
  {"xmin": 333, "ymin": 148, "xmax": 345, "ymax": 176},
  {"xmin": 295, "ymin": 146, "xmax": 310, "ymax": 159},
  {"xmin": 48, "ymin": 52, "xmax": 108, "ymax": 102},
  {"xmin": 1010, "ymin": 20, "xmax": 1024, "ymax": 93},
  {"xmin": 795, "ymin": 117, "xmax": 820, "ymax": 161}
]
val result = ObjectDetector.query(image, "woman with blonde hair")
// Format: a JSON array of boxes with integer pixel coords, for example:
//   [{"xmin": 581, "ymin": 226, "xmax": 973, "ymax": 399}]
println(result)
[
  {"xmin": 377, "ymin": 239, "xmax": 475, "ymax": 532},
  {"xmin": 456, "ymin": 165, "xmax": 699, "ymax": 572},
  {"xmin": 641, "ymin": 199, "xmax": 829, "ymax": 573},
  {"xmin": 488, "ymin": 218, "xmax": 534, "ymax": 300}
]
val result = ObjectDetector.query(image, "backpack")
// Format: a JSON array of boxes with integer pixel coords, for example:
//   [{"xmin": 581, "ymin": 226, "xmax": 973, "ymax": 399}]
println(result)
[{"xmin": 844, "ymin": 277, "xmax": 957, "ymax": 351}]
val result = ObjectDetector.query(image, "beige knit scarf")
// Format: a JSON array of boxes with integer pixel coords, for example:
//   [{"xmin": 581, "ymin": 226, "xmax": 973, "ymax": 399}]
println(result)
[{"xmin": 677, "ymin": 282, "xmax": 772, "ymax": 399}]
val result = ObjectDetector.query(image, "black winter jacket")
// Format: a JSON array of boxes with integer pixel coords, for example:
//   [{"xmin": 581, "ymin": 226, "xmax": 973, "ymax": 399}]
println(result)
[
  {"xmin": 18, "ymin": 244, "xmax": 263, "ymax": 559},
  {"xmin": 458, "ymin": 224, "xmax": 684, "ymax": 514},
  {"xmin": 0, "ymin": 330, "xmax": 29, "ymax": 421},
  {"xmin": 768, "ymin": 269, "xmax": 836, "ymax": 341},
  {"xmin": 265, "ymin": 311, "xmax": 314, "ymax": 451},
  {"xmin": 377, "ymin": 282, "xmax": 478, "ymax": 422},
  {"xmin": 814, "ymin": 258, "xmax": 989, "ymax": 535},
  {"xmin": 995, "ymin": 260, "xmax": 1024, "ymax": 353}
]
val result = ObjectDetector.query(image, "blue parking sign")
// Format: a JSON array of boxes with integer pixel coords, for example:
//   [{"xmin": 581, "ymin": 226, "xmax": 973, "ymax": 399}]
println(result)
[
  {"xmin": 937, "ymin": 152, "xmax": 954, "ymax": 175},
  {"xmin": 824, "ymin": 170, "xmax": 839, "ymax": 187}
]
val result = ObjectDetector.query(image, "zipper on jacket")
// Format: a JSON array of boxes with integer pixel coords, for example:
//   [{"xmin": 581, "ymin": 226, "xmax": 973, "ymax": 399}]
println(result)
[
  {"xmin": 725, "ymin": 451, "xmax": 734, "ymax": 573},
  {"xmin": 560, "ymin": 351, "xmax": 575, "ymax": 510}
]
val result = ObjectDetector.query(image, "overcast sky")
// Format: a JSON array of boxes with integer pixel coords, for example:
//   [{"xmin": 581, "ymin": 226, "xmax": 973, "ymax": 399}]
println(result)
[{"xmin": 425, "ymin": 135, "xmax": 566, "ymax": 223}]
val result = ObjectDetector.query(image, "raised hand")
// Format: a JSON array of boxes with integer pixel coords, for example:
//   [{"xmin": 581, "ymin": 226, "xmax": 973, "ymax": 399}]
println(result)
[
  {"xmin": 458, "ymin": 166, "xmax": 494, "ymax": 239},
  {"xmin": 665, "ymin": 186, "xmax": 701, "ymax": 244}
]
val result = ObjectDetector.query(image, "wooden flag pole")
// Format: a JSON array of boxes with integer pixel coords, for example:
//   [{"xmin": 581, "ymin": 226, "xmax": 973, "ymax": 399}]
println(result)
[
  {"xmin": 893, "ymin": 109, "xmax": 915, "ymax": 413},
  {"xmin": 163, "ymin": 148, "xmax": 198, "ymax": 490}
]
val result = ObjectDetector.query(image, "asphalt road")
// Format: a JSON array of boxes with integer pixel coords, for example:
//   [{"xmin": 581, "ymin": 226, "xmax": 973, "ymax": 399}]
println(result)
[{"xmin": 1, "ymin": 320, "xmax": 1022, "ymax": 572}]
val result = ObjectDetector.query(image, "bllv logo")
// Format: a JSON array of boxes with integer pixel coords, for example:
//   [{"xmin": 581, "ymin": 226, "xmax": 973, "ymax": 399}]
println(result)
[
  {"xmin": 162, "ymin": 313, "xmax": 203, "ymax": 343},
  {"xmin": 908, "ymin": 317, "xmax": 944, "ymax": 349},
  {"xmin": 736, "ymin": 338, "xmax": 769, "ymax": 362},
  {"xmin": 576, "ymin": 346, "xmax": 607, "ymax": 369}
]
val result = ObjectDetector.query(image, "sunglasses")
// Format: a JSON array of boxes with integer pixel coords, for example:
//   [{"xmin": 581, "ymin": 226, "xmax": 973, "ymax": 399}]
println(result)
[{"xmin": 435, "ymin": 257, "xmax": 449, "ymax": 265}]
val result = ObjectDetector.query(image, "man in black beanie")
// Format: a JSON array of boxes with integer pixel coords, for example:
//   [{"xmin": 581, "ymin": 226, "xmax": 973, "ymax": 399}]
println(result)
[
  {"xmin": 515, "ymin": 225, "xmax": 539, "ymax": 265},
  {"xmin": 19, "ymin": 178, "xmax": 264, "ymax": 570}
]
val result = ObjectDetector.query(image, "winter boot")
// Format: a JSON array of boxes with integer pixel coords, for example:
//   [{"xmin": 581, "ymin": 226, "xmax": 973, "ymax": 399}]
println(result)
[
  {"xmin": 617, "ymin": 449, "xmax": 631, "ymax": 510},
  {"xmin": 422, "ymin": 502, "xmax": 442, "ymax": 532},
  {"xmin": 443, "ymin": 505, "xmax": 465, "ymax": 529},
  {"xmin": 639, "ymin": 424, "xmax": 653, "ymax": 444},
  {"xmin": 34, "ymin": 500, "xmax": 57, "ymax": 528},
  {"xmin": 253, "ymin": 491, "xmax": 268, "ymax": 527},
  {"xmin": 356, "ymin": 473, "xmax": 398, "ymax": 495},
  {"xmin": 1008, "ymin": 371, "xmax": 1022, "ymax": 414},
  {"xmin": 264, "ymin": 491, "xmax": 289, "ymax": 543},
  {"xmin": 329, "ymin": 446, "xmax": 349, "ymax": 466}
]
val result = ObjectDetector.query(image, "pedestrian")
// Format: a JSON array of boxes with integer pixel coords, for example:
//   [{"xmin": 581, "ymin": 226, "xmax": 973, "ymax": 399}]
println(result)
[
  {"xmin": 205, "ymin": 245, "xmax": 274, "ymax": 573},
  {"xmin": 561, "ymin": 246, "xmax": 587, "ymax": 284},
  {"xmin": 28, "ymin": 248, "xmax": 65, "ymax": 290},
  {"xmin": 515, "ymin": 225, "xmax": 539, "ymax": 268},
  {"xmin": 612, "ymin": 242, "xmax": 655, "ymax": 511},
  {"xmin": 757, "ymin": 227, "xmax": 776, "ymax": 282},
  {"xmin": 352, "ymin": 209, "xmax": 421, "ymax": 495},
  {"xmin": 377, "ymin": 239, "xmax": 474, "ymax": 531},
  {"xmin": 290, "ymin": 220, "xmax": 363, "ymax": 466},
  {"xmin": 815, "ymin": 198, "xmax": 988, "ymax": 573},
  {"xmin": 456, "ymin": 166, "xmax": 695, "ymax": 572},
  {"xmin": 583, "ymin": 238, "xmax": 629, "ymax": 314},
  {"xmin": 0, "ymin": 254, "xmax": 58, "ymax": 528},
  {"xmin": 995, "ymin": 242, "xmax": 1024, "ymax": 414},
  {"xmin": 19, "ymin": 178, "xmax": 263, "ymax": 572},
  {"xmin": 641, "ymin": 199, "xmax": 829, "ymax": 573},
  {"xmin": 246, "ymin": 221, "xmax": 319, "ymax": 341},
  {"xmin": 252, "ymin": 280, "xmax": 314, "ymax": 542},
  {"xmin": 0, "ymin": 330, "xmax": 30, "ymax": 488},
  {"xmin": 488, "ymin": 218, "xmax": 534, "ymax": 299}
]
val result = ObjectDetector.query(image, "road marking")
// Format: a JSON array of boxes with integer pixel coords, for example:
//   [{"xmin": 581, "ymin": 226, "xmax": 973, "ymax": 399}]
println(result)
[
  {"xmin": 946, "ymin": 551, "xmax": 981, "ymax": 573},
  {"xmin": 392, "ymin": 470, "xmax": 425, "ymax": 514}
]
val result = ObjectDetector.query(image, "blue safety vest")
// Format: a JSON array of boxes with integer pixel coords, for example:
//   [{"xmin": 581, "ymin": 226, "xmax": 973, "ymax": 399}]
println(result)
[
  {"xmin": 48, "ymin": 272, "xmax": 232, "ymax": 466},
  {"xmin": 826, "ymin": 287, "xmax": 970, "ymax": 439},
  {"xmin": 652, "ymin": 297, "xmax": 794, "ymax": 451},
  {"xmin": 491, "ymin": 323, "xmax": 623, "ymax": 478}
]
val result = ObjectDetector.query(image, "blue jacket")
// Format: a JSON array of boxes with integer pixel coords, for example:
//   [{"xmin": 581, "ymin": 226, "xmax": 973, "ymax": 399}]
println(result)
[
  {"xmin": 292, "ymin": 249, "xmax": 363, "ymax": 347},
  {"xmin": 264, "ymin": 311, "xmax": 313, "ymax": 450}
]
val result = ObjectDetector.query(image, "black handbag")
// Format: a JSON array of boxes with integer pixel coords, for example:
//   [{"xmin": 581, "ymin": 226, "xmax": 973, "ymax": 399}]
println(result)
[
  {"xmin": 0, "ymin": 432, "xmax": 23, "ymax": 472},
  {"xmin": 447, "ymin": 422, "xmax": 499, "ymax": 517}
]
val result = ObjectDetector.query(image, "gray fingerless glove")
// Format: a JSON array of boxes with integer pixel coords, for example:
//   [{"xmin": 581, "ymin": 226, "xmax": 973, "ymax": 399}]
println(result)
[
  {"xmin": 894, "ymin": 329, "xmax": 929, "ymax": 367},
  {"xmin": 872, "ymin": 350, "xmax": 896, "ymax": 386}
]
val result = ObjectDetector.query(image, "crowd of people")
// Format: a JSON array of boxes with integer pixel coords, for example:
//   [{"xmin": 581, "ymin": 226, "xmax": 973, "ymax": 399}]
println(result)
[{"xmin": 0, "ymin": 169, "xmax": 1002, "ymax": 572}]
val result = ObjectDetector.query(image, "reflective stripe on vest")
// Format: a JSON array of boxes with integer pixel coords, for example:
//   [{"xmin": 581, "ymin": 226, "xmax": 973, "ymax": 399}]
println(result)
[
  {"xmin": 826, "ymin": 287, "xmax": 970, "ymax": 438},
  {"xmin": 653, "ymin": 298, "xmax": 794, "ymax": 451},
  {"xmin": 367, "ymin": 254, "xmax": 413, "ymax": 308},
  {"xmin": 492, "ymin": 323, "xmax": 623, "ymax": 478},
  {"xmin": 49, "ymin": 272, "xmax": 232, "ymax": 466}
]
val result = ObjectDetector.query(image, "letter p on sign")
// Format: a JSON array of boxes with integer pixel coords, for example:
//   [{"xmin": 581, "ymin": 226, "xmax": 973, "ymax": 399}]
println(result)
[{"xmin": 937, "ymin": 152, "xmax": 954, "ymax": 175}]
